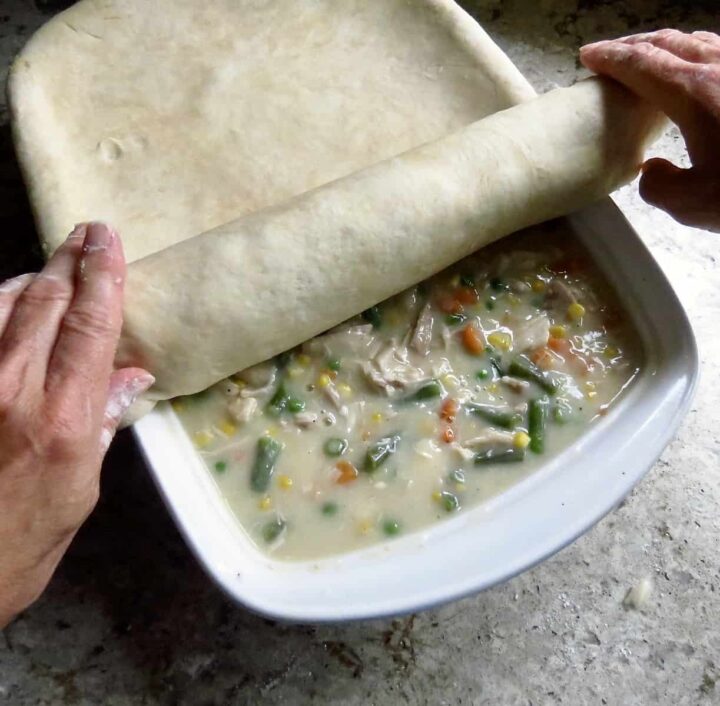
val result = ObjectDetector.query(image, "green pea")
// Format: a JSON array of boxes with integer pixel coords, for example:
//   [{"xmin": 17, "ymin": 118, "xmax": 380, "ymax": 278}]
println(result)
[
  {"xmin": 476, "ymin": 369, "xmax": 490, "ymax": 380},
  {"xmin": 440, "ymin": 491, "xmax": 460, "ymax": 513},
  {"xmin": 382, "ymin": 519, "xmax": 402, "ymax": 537},
  {"xmin": 364, "ymin": 433, "xmax": 401, "ymax": 471},
  {"xmin": 323, "ymin": 437, "xmax": 348, "ymax": 457},
  {"xmin": 262, "ymin": 517, "xmax": 287, "ymax": 544},
  {"xmin": 214, "ymin": 460, "xmax": 227, "ymax": 474},
  {"xmin": 327, "ymin": 357, "xmax": 342, "ymax": 372},
  {"xmin": 445, "ymin": 313, "xmax": 467, "ymax": 326},
  {"xmin": 485, "ymin": 297, "xmax": 496, "ymax": 311},
  {"xmin": 406, "ymin": 380, "xmax": 443, "ymax": 402},
  {"xmin": 287, "ymin": 397, "xmax": 306, "ymax": 413},
  {"xmin": 321, "ymin": 502, "xmax": 339, "ymax": 517},
  {"xmin": 448, "ymin": 469, "xmax": 465, "ymax": 484}
]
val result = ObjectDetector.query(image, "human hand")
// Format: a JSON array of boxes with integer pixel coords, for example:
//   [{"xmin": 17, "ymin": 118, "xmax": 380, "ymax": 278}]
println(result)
[
  {"xmin": 581, "ymin": 29, "xmax": 720, "ymax": 231},
  {"xmin": 0, "ymin": 223, "xmax": 153, "ymax": 628}
]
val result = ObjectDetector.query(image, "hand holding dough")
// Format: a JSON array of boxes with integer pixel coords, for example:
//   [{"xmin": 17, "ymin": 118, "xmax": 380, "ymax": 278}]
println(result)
[{"xmin": 116, "ymin": 77, "xmax": 663, "ymax": 412}]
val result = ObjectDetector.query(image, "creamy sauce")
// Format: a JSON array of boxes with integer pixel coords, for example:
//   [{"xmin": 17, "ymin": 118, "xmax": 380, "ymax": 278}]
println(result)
[{"xmin": 175, "ymin": 222, "xmax": 640, "ymax": 560}]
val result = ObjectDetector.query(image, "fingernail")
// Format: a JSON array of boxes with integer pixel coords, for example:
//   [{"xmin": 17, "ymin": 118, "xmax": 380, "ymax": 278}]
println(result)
[
  {"xmin": 83, "ymin": 222, "xmax": 115, "ymax": 253},
  {"xmin": 105, "ymin": 373, "xmax": 155, "ymax": 420},
  {"xmin": 67, "ymin": 223, "xmax": 88, "ymax": 241},
  {"xmin": 0, "ymin": 272, "xmax": 36, "ymax": 293}
]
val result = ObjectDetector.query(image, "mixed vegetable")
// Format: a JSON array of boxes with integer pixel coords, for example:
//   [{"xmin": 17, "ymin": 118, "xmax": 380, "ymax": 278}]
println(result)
[{"xmin": 174, "ymin": 224, "xmax": 638, "ymax": 560}]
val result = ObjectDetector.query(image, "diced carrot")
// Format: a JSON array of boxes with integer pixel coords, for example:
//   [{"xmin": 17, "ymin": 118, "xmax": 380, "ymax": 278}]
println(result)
[
  {"xmin": 531, "ymin": 346, "xmax": 555, "ymax": 370},
  {"xmin": 439, "ymin": 398, "xmax": 459, "ymax": 423},
  {"xmin": 454, "ymin": 286, "xmax": 479, "ymax": 304},
  {"xmin": 438, "ymin": 295, "xmax": 463, "ymax": 315},
  {"xmin": 461, "ymin": 324, "xmax": 485, "ymax": 355},
  {"xmin": 440, "ymin": 425, "xmax": 455, "ymax": 444},
  {"xmin": 548, "ymin": 336, "xmax": 572, "ymax": 355},
  {"xmin": 335, "ymin": 460, "xmax": 359, "ymax": 485}
]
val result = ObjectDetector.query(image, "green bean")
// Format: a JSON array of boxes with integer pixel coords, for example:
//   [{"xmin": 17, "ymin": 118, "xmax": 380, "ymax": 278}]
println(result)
[
  {"xmin": 363, "ymin": 433, "xmax": 401, "ymax": 472},
  {"xmin": 466, "ymin": 403, "xmax": 522, "ymax": 429},
  {"xmin": 262, "ymin": 517, "xmax": 287, "ymax": 543},
  {"xmin": 508, "ymin": 355, "xmax": 559, "ymax": 395},
  {"xmin": 250, "ymin": 437, "xmax": 283, "ymax": 492},
  {"xmin": 552, "ymin": 399, "xmax": 573, "ymax": 424},
  {"xmin": 323, "ymin": 437, "xmax": 348, "ymax": 457},
  {"xmin": 474, "ymin": 447, "xmax": 526, "ymax": 465},
  {"xmin": 266, "ymin": 382, "xmax": 290, "ymax": 417},
  {"xmin": 362, "ymin": 305, "xmax": 382, "ymax": 329},
  {"xmin": 440, "ymin": 491, "xmax": 460, "ymax": 512},
  {"xmin": 528, "ymin": 396, "xmax": 550, "ymax": 454},
  {"xmin": 485, "ymin": 347, "xmax": 505, "ymax": 375},
  {"xmin": 214, "ymin": 460, "xmax": 227, "ymax": 474},
  {"xmin": 406, "ymin": 380, "xmax": 443, "ymax": 402}
]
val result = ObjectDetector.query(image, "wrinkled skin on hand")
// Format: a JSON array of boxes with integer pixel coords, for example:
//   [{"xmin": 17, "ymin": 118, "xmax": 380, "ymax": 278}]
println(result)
[
  {"xmin": 0, "ymin": 223, "xmax": 153, "ymax": 628},
  {"xmin": 581, "ymin": 29, "xmax": 720, "ymax": 232}
]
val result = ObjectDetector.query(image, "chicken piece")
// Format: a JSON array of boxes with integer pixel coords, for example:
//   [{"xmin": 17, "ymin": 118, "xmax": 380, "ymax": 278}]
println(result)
[
  {"xmin": 236, "ymin": 360, "xmax": 277, "ymax": 399},
  {"xmin": 294, "ymin": 411, "xmax": 319, "ymax": 429},
  {"xmin": 513, "ymin": 314, "xmax": 550, "ymax": 352},
  {"xmin": 500, "ymin": 376, "xmax": 531, "ymax": 393},
  {"xmin": 362, "ymin": 341, "xmax": 428, "ymax": 396},
  {"xmin": 463, "ymin": 429, "xmax": 515, "ymax": 450},
  {"xmin": 410, "ymin": 302, "xmax": 434, "ymax": 356},
  {"xmin": 227, "ymin": 396, "xmax": 258, "ymax": 424}
]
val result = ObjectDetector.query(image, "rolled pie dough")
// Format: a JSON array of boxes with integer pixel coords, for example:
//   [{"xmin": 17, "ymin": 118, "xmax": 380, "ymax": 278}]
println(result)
[{"xmin": 114, "ymin": 77, "xmax": 662, "ymax": 412}]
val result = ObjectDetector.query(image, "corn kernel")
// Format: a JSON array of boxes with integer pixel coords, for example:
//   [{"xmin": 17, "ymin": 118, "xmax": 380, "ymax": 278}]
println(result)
[
  {"xmin": 338, "ymin": 383, "xmax": 353, "ymax": 398},
  {"xmin": 567, "ymin": 302, "xmax": 586, "ymax": 321},
  {"xmin": 584, "ymin": 381, "xmax": 596, "ymax": 391},
  {"xmin": 371, "ymin": 412, "xmax": 384, "ymax": 423},
  {"xmin": 455, "ymin": 482, "xmax": 465, "ymax": 492},
  {"xmin": 264, "ymin": 425, "xmax": 280, "ymax": 438},
  {"xmin": 487, "ymin": 383, "xmax": 499, "ymax": 393},
  {"xmin": 229, "ymin": 375, "xmax": 247, "ymax": 387},
  {"xmin": 487, "ymin": 331, "xmax": 512, "ymax": 351},
  {"xmin": 508, "ymin": 293, "xmax": 521, "ymax": 306},
  {"xmin": 450, "ymin": 274, "xmax": 461, "ymax": 287},
  {"xmin": 317, "ymin": 373, "xmax": 331, "ymax": 388},
  {"xmin": 532, "ymin": 279, "xmax": 546, "ymax": 293},
  {"xmin": 358, "ymin": 519, "xmax": 373, "ymax": 535},
  {"xmin": 218, "ymin": 419, "xmax": 237, "ymax": 437},
  {"xmin": 513, "ymin": 431, "xmax": 531, "ymax": 449},
  {"xmin": 278, "ymin": 475, "xmax": 293, "ymax": 490},
  {"xmin": 431, "ymin": 491, "xmax": 442, "ymax": 502},
  {"xmin": 287, "ymin": 365, "xmax": 303, "ymax": 378},
  {"xmin": 441, "ymin": 374, "xmax": 460, "ymax": 390},
  {"xmin": 587, "ymin": 391, "xmax": 597, "ymax": 399},
  {"xmin": 296, "ymin": 353, "xmax": 311, "ymax": 367},
  {"xmin": 171, "ymin": 399, "xmax": 186, "ymax": 413},
  {"xmin": 549, "ymin": 324, "xmax": 567, "ymax": 339},
  {"xmin": 193, "ymin": 430, "xmax": 215, "ymax": 448},
  {"xmin": 258, "ymin": 496, "xmax": 272, "ymax": 511}
]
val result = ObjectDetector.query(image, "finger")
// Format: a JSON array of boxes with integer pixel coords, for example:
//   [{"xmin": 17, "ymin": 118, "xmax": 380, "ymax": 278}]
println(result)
[
  {"xmin": 639, "ymin": 157, "xmax": 720, "ymax": 232},
  {"xmin": 100, "ymin": 368, "xmax": 155, "ymax": 453},
  {"xmin": 613, "ymin": 29, "xmax": 720, "ymax": 64},
  {"xmin": 692, "ymin": 31, "xmax": 720, "ymax": 49},
  {"xmin": 0, "ymin": 225, "xmax": 86, "ymax": 380},
  {"xmin": 46, "ymin": 222, "xmax": 126, "ymax": 421},
  {"xmin": 579, "ymin": 40, "xmax": 699, "ymax": 127},
  {"xmin": 0, "ymin": 273, "xmax": 36, "ymax": 334}
]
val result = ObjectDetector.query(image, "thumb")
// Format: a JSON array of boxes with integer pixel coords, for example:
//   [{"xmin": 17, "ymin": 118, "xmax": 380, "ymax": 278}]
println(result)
[
  {"xmin": 639, "ymin": 158, "xmax": 720, "ymax": 232},
  {"xmin": 100, "ymin": 368, "xmax": 155, "ymax": 453}
]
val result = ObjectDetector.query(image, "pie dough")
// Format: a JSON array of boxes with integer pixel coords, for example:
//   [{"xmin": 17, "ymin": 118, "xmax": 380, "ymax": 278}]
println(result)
[
  {"xmin": 8, "ymin": 1, "xmax": 662, "ymax": 420},
  {"xmin": 9, "ymin": 0, "xmax": 536, "ymax": 263}
]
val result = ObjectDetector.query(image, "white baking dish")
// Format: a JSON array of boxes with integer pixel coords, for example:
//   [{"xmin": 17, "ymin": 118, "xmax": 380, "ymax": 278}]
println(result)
[{"xmin": 133, "ymin": 197, "xmax": 698, "ymax": 622}]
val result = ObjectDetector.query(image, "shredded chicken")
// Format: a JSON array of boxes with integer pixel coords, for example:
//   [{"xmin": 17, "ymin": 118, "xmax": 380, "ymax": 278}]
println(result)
[
  {"xmin": 410, "ymin": 302, "xmax": 434, "ymax": 356},
  {"xmin": 227, "ymin": 396, "xmax": 258, "ymax": 424},
  {"xmin": 548, "ymin": 280, "xmax": 577, "ymax": 305},
  {"xmin": 362, "ymin": 341, "xmax": 428, "ymax": 396},
  {"xmin": 305, "ymin": 323, "xmax": 376, "ymax": 358},
  {"xmin": 440, "ymin": 325, "xmax": 453, "ymax": 350},
  {"xmin": 500, "ymin": 376, "xmax": 531, "ymax": 393},
  {"xmin": 321, "ymin": 380, "xmax": 349, "ymax": 417},
  {"xmin": 236, "ymin": 361, "xmax": 277, "ymax": 398},
  {"xmin": 513, "ymin": 314, "xmax": 550, "ymax": 352},
  {"xmin": 451, "ymin": 443, "xmax": 475, "ymax": 462},
  {"xmin": 220, "ymin": 379, "xmax": 241, "ymax": 397},
  {"xmin": 463, "ymin": 429, "xmax": 515, "ymax": 450},
  {"xmin": 294, "ymin": 411, "xmax": 319, "ymax": 429}
]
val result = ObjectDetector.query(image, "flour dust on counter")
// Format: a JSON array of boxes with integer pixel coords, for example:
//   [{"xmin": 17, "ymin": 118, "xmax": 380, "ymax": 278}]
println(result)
[{"xmin": 173, "ymin": 221, "xmax": 640, "ymax": 560}]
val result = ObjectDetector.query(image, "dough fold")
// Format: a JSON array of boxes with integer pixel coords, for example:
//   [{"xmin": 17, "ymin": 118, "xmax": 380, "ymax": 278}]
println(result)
[{"xmin": 117, "ymin": 77, "xmax": 663, "ymax": 412}]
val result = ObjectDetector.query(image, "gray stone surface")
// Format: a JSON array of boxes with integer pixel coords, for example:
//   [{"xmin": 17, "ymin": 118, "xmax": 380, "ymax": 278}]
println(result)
[{"xmin": 0, "ymin": 1, "xmax": 719, "ymax": 704}]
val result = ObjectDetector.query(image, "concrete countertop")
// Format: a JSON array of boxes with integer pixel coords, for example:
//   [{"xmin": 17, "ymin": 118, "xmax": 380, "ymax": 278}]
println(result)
[{"xmin": 0, "ymin": 1, "xmax": 718, "ymax": 704}]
